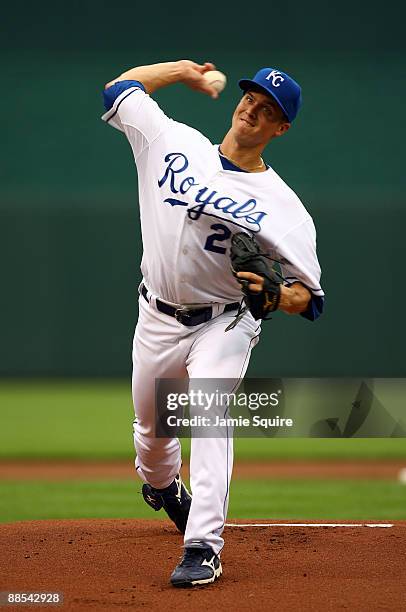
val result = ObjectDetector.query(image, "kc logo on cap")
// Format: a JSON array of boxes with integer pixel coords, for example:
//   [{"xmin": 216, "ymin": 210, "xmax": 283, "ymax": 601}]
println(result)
[{"xmin": 265, "ymin": 70, "xmax": 285, "ymax": 88}]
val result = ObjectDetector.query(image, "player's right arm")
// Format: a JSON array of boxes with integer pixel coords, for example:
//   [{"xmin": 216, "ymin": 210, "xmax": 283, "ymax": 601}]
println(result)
[
  {"xmin": 102, "ymin": 60, "xmax": 218, "ymax": 158},
  {"xmin": 105, "ymin": 60, "xmax": 219, "ymax": 98}
]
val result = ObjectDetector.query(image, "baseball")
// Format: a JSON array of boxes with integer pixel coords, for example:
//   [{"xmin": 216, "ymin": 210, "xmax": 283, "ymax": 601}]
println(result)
[{"xmin": 203, "ymin": 70, "xmax": 227, "ymax": 94}]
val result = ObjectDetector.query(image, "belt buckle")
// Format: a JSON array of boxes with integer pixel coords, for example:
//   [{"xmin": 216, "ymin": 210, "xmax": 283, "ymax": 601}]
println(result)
[{"xmin": 174, "ymin": 307, "xmax": 193, "ymax": 324}]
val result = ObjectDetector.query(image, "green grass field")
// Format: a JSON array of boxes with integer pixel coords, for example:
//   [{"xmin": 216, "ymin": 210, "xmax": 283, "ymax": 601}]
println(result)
[
  {"xmin": 1, "ymin": 480, "xmax": 405, "ymax": 524},
  {"xmin": 1, "ymin": 380, "xmax": 405, "ymax": 524},
  {"xmin": 1, "ymin": 380, "xmax": 405, "ymax": 459}
]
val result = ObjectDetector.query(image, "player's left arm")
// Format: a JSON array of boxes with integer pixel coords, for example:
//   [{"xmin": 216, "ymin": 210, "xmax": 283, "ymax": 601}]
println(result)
[
  {"xmin": 278, "ymin": 282, "xmax": 311, "ymax": 314},
  {"xmin": 236, "ymin": 274, "xmax": 311, "ymax": 314},
  {"xmin": 237, "ymin": 216, "xmax": 324, "ymax": 320}
]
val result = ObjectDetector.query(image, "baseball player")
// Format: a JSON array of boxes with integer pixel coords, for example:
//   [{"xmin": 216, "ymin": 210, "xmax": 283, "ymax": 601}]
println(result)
[{"xmin": 101, "ymin": 60, "xmax": 324, "ymax": 587}]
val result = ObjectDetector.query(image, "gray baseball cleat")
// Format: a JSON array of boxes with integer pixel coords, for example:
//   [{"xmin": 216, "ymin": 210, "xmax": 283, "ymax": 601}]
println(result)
[
  {"xmin": 170, "ymin": 543, "xmax": 222, "ymax": 588},
  {"xmin": 141, "ymin": 474, "xmax": 191, "ymax": 534}
]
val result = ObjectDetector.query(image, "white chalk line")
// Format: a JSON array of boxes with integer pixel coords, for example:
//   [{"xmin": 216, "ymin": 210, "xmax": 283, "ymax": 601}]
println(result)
[{"xmin": 225, "ymin": 523, "xmax": 394, "ymax": 528}]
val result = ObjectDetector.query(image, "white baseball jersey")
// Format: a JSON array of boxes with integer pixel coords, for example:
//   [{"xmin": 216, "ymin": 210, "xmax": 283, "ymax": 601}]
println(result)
[{"xmin": 102, "ymin": 85, "xmax": 324, "ymax": 306}]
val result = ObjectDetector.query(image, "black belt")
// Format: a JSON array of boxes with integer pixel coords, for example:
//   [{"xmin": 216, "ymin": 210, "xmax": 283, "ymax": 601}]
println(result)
[{"xmin": 141, "ymin": 284, "xmax": 239, "ymax": 327}]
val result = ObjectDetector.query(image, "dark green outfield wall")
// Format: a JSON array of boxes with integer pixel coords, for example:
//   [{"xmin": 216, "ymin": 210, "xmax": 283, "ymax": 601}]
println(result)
[{"xmin": 1, "ymin": 1, "xmax": 405, "ymax": 376}]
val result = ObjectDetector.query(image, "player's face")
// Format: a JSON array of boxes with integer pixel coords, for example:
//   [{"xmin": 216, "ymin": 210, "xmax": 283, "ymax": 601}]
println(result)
[{"xmin": 231, "ymin": 90, "xmax": 290, "ymax": 147}]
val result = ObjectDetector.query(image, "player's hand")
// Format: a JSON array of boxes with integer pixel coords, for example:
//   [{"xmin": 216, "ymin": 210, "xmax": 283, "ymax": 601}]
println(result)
[
  {"xmin": 177, "ymin": 60, "xmax": 219, "ymax": 99},
  {"xmin": 236, "ymin": 272, "xmax": 264, "ymax": 293}
]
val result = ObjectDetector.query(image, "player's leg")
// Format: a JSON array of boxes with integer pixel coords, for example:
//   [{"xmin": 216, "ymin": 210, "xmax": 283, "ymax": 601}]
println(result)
[
  {"xmin": 132, "ymin": 296, "xmax": 189, "ymax": 489},
  {"xmin": 184, "ymin": 311, "xmax": 260, "ymax": 554}
]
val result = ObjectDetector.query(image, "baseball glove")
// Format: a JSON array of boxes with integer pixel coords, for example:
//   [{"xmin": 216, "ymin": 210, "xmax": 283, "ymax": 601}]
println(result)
[{"xmin": 229, "ymin": 232, "xmax": 283, "ymax": 325}]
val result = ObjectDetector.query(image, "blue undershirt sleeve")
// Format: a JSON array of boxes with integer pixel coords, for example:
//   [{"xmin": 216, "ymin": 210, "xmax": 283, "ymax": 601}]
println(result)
[
  {"xmin": 300, "ymin": 294, "xmax": 325, "ymax": 321},
  {"xmin": 103, "ymin": 80, "xmax": 146, "ymax": 111}
]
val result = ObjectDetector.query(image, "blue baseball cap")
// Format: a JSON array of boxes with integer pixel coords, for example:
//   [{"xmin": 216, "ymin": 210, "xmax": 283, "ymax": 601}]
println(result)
[{"xmin": 238, "ymin": 67, "xmax": 302, "ymax": 122}]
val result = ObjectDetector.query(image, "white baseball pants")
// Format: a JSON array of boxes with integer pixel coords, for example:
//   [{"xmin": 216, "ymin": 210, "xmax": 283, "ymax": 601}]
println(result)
[{"xmin": 132, "ymin": 291, "xmax": 260, "ymax": 554}]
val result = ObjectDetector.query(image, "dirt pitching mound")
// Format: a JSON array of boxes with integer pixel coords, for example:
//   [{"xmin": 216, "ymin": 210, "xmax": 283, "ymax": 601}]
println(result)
[{"xmin": 1, "ymin": 519, "xmax": 405, "ymax": 611}]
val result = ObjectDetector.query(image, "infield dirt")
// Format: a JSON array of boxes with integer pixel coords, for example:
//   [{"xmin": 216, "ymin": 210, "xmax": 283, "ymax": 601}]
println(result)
[
  {"xmin": 0, "ymin": 459, "xmax": 404, "ymax": 480},
  {"xmin": 1, "ymin": 519, "xmax": 405, "ymax": 611}
]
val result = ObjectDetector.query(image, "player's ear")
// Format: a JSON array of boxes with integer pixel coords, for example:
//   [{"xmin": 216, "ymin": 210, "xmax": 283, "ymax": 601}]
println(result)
[{"xmin": 274, "ymin": 122, "xmax": 291, "ymax": 138}]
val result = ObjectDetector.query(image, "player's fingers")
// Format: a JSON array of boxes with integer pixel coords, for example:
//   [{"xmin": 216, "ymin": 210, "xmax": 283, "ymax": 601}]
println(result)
[
  {"xmin": 192, "ymin": 77, "xmax": 218, "ymax": 99},
  {"xmin": 237, "ymin": 272, "xmax": 263, "ymax": 284},
  {"xmin": 236, "ymin": 272, "xmax": 263, "ymax": 293},
  {"xmin": 192, "ymin": 62, "xmax": 216, "ymax": 74},
  {"xmin": 247, "ymin": 283, "xmax": 262, "ymax": 293},
  {"xmin": 207, "ymin": 87, "xmax": 219, "ymax": 99},
  {"xmin": 201, "ymin": 62, "xmax": 216, "ymax": 73}
]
